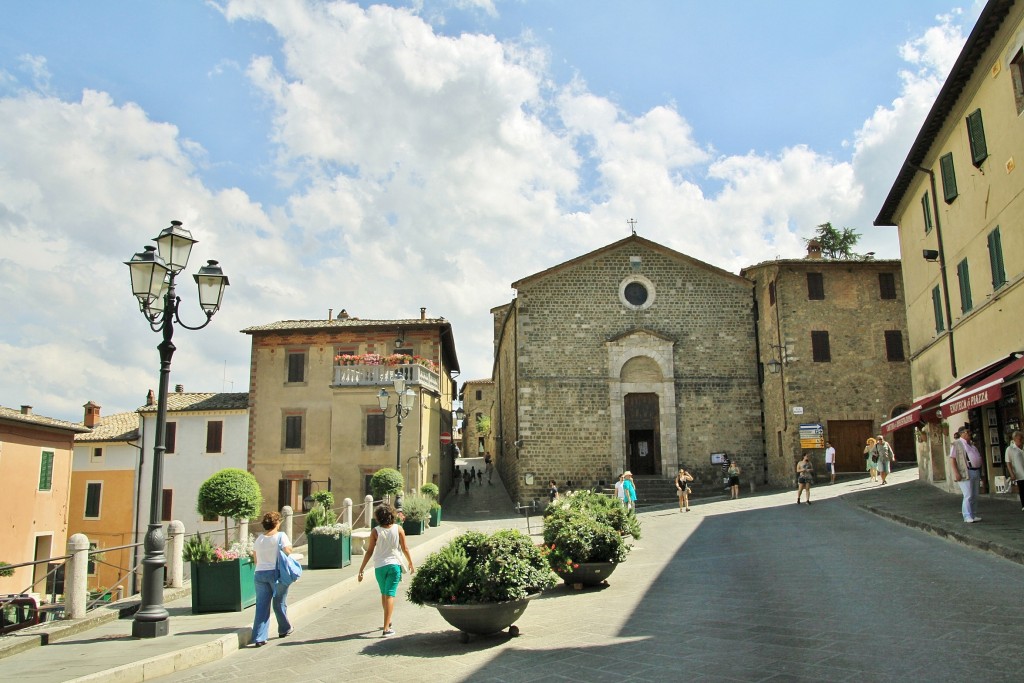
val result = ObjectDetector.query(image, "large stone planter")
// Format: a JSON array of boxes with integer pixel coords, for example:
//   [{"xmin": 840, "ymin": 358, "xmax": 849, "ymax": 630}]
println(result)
[
  {"xmin": 557, "ymin": 561, "xmax": 619, "ymax": 588},
  {"xmin": 402, "ymin": 519, "xmax": 426, "ymax": 536},
  {"xmin": 431, "ymin": 594, "xmax": 538, "ymax": 641},
  {"xmin": 189, "ymin": 557, "xmax": 256, "ymax": 613},
  {"xmin": 308, "ymin": 534, "xmax": 351, "ymax": 569},
  {"xmin": 429, "ymin": 507, "xmax": 442, "ymax": 528}
]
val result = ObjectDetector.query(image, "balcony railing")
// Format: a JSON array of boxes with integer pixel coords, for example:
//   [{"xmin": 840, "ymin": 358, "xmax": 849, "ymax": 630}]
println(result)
[{"xmin": 332, "ymin": 363, "xmax": 440, "ymax": 394}]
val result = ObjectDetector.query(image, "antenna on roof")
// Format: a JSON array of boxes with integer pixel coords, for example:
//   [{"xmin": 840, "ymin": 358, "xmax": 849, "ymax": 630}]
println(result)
[
  {"xmin": 627, "ymin": 218, "xmax": 637, "ymax": 236},
  {"xmin": 222, "ymin": 361, "xmax": 234, "ymax": 392}
]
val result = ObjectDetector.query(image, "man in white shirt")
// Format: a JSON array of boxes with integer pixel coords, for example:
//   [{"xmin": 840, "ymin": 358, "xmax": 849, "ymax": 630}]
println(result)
[
  {"xmin": 949, "ymin": 427, "xmax": 984, "ymax": 523},
  {"xmin": 1004, "ymin": 430, "xmax": 1024, "ymax": 511},
  {"xmin": 614, "ymin": 473, "xmax": 625, "ymax": 505},
  {"xmin": 824, "ymin": 441, "xmax": 836, "ymax": 484}
]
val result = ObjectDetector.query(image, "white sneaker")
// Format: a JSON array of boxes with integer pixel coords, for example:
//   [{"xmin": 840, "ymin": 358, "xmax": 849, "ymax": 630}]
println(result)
[
  {"xmin": 382, "ymin": 628, "xmax": 395, "ymax": 637},
  {"xmin": 972, "ymin": 517, "xmax": 982, "ymax": 522},
  {"xmin": 964, "ymin": 518, "xmax": 977, "ymax": 523}
]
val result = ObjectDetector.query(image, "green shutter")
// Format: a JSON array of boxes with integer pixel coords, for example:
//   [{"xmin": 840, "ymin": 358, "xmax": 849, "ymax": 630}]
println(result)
[
  {"xmin": 957, "ymin": 258, "xmax": 973, "ymax": 313},
  {"xmin": 932, "ymin": 286, "xmax": 944, "ymax": 333},
  {"xmin": 921, "ymin": 192, "xmax": 933, "ymax": 233},
  {"xmin": 39, "ymin": 451, "xmax": 54, "ymax": 490},
  {"xmin": 966, "ymin": 109, "xmax": 988, "ymax": 167},
  {"xmin": 988, "ymin": 227, "xmax": 1006, "ymax": 288},
  {"xmin": 940, "ymin": 153, "xmax": 958, "ymax": 203}
]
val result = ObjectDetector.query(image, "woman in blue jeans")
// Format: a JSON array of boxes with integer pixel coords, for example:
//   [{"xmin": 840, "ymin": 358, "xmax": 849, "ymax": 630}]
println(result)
[{"xmin": 250, "ymin": 511, "xmax": 294, "ymax": 647}]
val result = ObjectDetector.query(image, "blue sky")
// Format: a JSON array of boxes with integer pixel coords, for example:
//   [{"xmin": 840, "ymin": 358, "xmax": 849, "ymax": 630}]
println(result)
[{"xmin": 0, "ymin": 1, "xmax": 979, "ymax": 421}]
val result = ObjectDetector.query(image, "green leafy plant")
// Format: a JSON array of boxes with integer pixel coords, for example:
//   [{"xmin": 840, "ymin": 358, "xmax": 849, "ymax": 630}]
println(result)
[
  {"xmin": 408, "ymin": 529, "xmax": 557, "ymax": 606},
  {"xmin": 311, "ymin": 490, "xmax": 334, "ymax": 509},
  {"xmin": 183, "ymin": 534, "xmax": 215, "ymax": 563},
  {"xmin": 0, "ymin": 561, "xmax": 14, "ymax": 577},
  {"xmin": 400, "ymin": 493, "xmax": 434, "ymax": 523},
  {"xmin": 543, "ymin": 507, "xmax": 630, "ymax": 574},
  {"xmin": 305, "ymin": 503, "xmax": 338, "ymax": 536},
  {"xmin": 309, "ymin": 522, "xmax": 351, "ymax": 538},
  {"xmin": 544, "ymin": 489, "xmax": 641, "ymax": 539},
  {"xmin": 370, "ymin": 468, "xmax": 404, "ymax": 500},
  {"xmin": 197, "ymin": 468, "xmax": 262, "ymax": 547},
  {"xmin": 420, "ymin": 483, "xmax": 440, "ymax": 500}
]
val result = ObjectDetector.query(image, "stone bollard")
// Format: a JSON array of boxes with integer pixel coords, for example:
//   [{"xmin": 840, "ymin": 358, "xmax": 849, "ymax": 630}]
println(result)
[
  {"xmin": 237, "ymin": 518, "xmax": 249, "ymax": 544},
  {"xmin": 65, "ymin": 533, "xmax": 90, "ymax": 619},
  {"xmin": 167, "ymin": 521, "xmax": 185, "ymax": 588},
  {"xmin": 364, "ymin": 495, "xmax": 374, "ymax": 528},
  {"xmin": 343, "ymin": 498, "xmax": 353, "ymax": 528},
  {"xmin": 281, "ymin": 506, "xmax": 294, "ymax": 543},
  {"xmin": 749, "ymin": 481, "xmax": 756, "ymax": 494}
]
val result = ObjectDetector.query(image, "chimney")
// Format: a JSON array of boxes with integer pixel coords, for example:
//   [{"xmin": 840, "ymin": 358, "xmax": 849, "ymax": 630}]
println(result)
[
  {"xmin": 806, "ymin": 239, "xmax": 822, "ymax": 260},
  {"xmin": 175, "ymin": 384, "xmax": 184, "ymax": 393},
  {"xmin": 337, "ymin": 309, "xmax": 350, "ymax": 320},
  {"xmin": 20, "ymin": 405, "xmax": 32, "ymax": 415},
  {"xmin": 420, "ymin": 307, "xmax": 426, "ymax": 320},
  {"xmin": 146, "ymin": 389, "xmax": 156, "ymax": 407},
  {"xmin": 328, "ymin": 308, "xmax": 333, "ymax": 320},
  {"xmin": 83, "ymin": 401, "xmax": 101, "ymax": 428}
]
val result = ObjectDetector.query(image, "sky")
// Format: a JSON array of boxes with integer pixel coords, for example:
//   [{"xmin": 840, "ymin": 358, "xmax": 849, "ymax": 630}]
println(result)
[{"xmin": 0, "ymin": 0, "xmax": 982, "ymax": 422}]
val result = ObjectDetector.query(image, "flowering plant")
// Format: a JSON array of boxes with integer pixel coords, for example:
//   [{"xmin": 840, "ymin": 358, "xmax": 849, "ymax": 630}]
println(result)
[
  {"xmin": 309, "ymin": 522, "xmax": 352, "ymax": 538},
  {"xmin": 333, "ymin": 352, "xmax": 438, "ymax": 372},
  {"xmin": 183, "ymin": 534, "xmax": 255, "ymax": 564}
]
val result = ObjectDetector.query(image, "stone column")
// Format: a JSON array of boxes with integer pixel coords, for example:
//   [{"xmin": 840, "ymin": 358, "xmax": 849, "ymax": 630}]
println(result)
[
  {"xmin": 166, "ymin": 521, "xmax": 184, "ymax": 588},
  {"xmin": 281, "ymin": 506, "xmax": 294, "ymax": 542},
  {"xmin": 65, "ymin": 533, "xmax": 90, "ymax": 620},
  {"xmin": 342, "ymin": 498, "xmax": 353, "ymax": 527},
  {"xmin": 364, "ymin": 495, "xmax": 374, "ymax": 527}
]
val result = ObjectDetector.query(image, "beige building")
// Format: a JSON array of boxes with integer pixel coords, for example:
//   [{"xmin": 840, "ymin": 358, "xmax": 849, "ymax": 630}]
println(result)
[
  {"xmin": 876, "ymin": 0, "xmax": 1024, "ymax": 492},
  {"xmin": 460, "ymin": 379, "xmax": 496, "ymax": 461},
  {"xmin": 0, "ymin": 405, "xmax": 88, "ymax": 596},
  {"xmin": 742, "ymin": 252, "xmax": 913, "ymax": 483},
  {"xmin": 491, "ymin": 235, "xmax": 764, "ymax": 503},
  {"xmin": 242, "ymin": 309, "xmax": 460, "ymax": 509}
]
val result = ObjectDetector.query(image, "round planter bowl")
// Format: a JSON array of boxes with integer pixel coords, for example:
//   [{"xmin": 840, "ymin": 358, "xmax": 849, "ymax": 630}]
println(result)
[
  {"xmin": 558, "ymin": 561, "xmax": 618, "ymax": 587},
  {"xmin": 431, "ymin": 593, "xmax": 539, "ymax": 637}
]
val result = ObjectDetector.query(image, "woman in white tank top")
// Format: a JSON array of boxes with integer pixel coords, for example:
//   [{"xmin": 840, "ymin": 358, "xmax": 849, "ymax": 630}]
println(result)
[{"xmin": 357, "ymin": 503, "xmax": 415, "ymax": 637}]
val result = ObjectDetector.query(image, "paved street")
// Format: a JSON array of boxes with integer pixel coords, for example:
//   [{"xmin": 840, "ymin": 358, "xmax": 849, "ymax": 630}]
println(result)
[{"xmin": 155, "ymin": 467, "xmax": 1024, "ymax": 683}]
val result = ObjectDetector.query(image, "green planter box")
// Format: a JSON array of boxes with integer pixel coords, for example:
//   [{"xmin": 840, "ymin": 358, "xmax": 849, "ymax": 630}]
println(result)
[
  {"xmin": 189, "ymin": 556, "xmax": 256, "ymax": 613},
  {"xmin": 429, "ymin": 507, "xmax": 442, "ymax": 528},
  {"xmin": 402, "ymin": 519, "xmax": 426, "ymax": 536},
  {"xmin": 308, "ymin": 534, "xmax": 351, "ymax": 569}
]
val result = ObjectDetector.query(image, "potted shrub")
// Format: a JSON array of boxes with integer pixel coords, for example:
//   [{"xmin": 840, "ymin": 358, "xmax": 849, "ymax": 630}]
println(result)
[
  {"xmin": 370, "ymin": 468, "xmax": 404, "ymax": 502},
  {"xmin": 188, "ymin": 468, "xmax": 262, "ymax": 613},
  {"xmin": 408, "ymin": 529, "xmax": 557, "ymax": 641},
  {"xmin": 421, "ymin": 483, "xmax": 441, "ymax": 527},
  {"xmin": 400, "ymin": 493, "xmax": 433, "ymax": 536},
  {"xmin": 307, "ymin": 519, "xmax": 352, "ymax": 569},
  {"xmin": 543, "ymin": 497, "xmax": 632, "ymax": 588},
  {"xmin": 547, "ymin": 490, "xmax": 642, "ymax": 539}
]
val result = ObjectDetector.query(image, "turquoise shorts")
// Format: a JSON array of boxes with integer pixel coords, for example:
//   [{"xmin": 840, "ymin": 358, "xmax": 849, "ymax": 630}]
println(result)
[{"xmin": 375, "ymin": 564, "xmax": 402, "ymax": 597}]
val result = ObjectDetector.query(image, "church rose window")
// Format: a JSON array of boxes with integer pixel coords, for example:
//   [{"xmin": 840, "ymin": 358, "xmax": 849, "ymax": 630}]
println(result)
[{"xmin": 624, "ymin": 282, "xmax": 648, "ymax": 306}]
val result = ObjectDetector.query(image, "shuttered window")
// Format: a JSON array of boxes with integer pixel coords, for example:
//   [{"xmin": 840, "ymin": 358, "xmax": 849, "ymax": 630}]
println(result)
[
  {"xmin": 806, "ymin": 272, "xmax": 824, "ymax": 300},
  {"xmin": 161, "ymin": 489, "xmax": 173, "ymax": 522},
  {"xmin": 988, "ymin": 227, "xmax": 1007, "ymax": 289},
  {"xmin": 286, "ymin": 351, "xmax": 306, "ymax": 383},
  {"xmin": 366, "ymin": 413, "xmax": 386, "ymax": 446},
  {"xmin": 921, "ymin": 192, "xmax": 933, "ymax": 233},
  {"xmin": 932, "ymin": 286, "xmax": 945, "ymax": 333},
  {"xmin": 206, "ymin": 420, "xmax": 223, "ymax": 453},
  {"xmin": 39, "ymin": 450, "xmax": 54, "ymax": 490},
  {"xmin": 966, "ymin": 109, "xmax": 988, "ymax": 167},
  {"xmin": 878, "ymin": 272, "xmax": 897, "ymax": 300},
  {"xmin": 85, "ymin": 482, "xmax": 102, "ymax": 518},
  {"xmin": 884, "ymin": 331, "xmax": 906, "ymax": 362},
  {"xmin": 164, "ymin": 421, "xmax": 177, "ymax": 453},
  {"xmin": 284, "ymin": 414, "xmax": 303, "ymax": 450},
  {"xmin": 940, "ymin": 153, "xmax": 958, "ymax": 203},
  {"xmin": 811, "ymin": 331, "xmax": 831, "ymax": 362},
  {"xmin": 957, "ymin": 258, "xmax": 973, "ymax": 313}
]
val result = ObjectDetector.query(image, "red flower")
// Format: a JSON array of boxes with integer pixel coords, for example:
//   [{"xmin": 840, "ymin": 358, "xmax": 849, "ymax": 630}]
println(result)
[{"xmin": 572, "ymin": 563, "xmax": 579, "ymax": 569}]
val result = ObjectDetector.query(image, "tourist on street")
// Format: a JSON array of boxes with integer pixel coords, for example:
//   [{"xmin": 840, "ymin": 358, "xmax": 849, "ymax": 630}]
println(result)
[
  {"xmin": 462, "ymin": 468, "xmax": 472, "ymax": 493},
  {"xmin": 250, "ymin": 511, "xmax": 293, "ymax": 647},
  {"xmin": 484, "ymin": 453, "xmax": 494, "ymax": 485},
  {"xmin": 548, "ymin": 479, "xmax": 559, "ymax": 503},
  {"xmin": 675, "ymin": 468, "xmax": 693, "ymax": 512},
  {"xmin": 477, "ymin": 467, "xmax": 483, "ymax": 485},
  {"xmin": 454, "ymin": 465, "xmax": 461, "ymax": 494},
  {"xmin": 357, "ymin": 503, "xmax": 414, "ymax": 638},
  {"xmin": 796, "ymin": 454, "xmax": 813, "ymax": 505},
  {"xmin": 622, "ymin": 471, "xmax": 637, "ymax": 511},
  {"xmin": 727, "ymin": 461, "xmax": 741, "ymax": 500},
  {"xmin": 950, "ymin": 427, "xmax": 983, "ymax": 523},
  {"xmin": 470, "ymin": 465, "xmax": 477, "ymax": 482},
  {"xmin": 865, "ymin": 437, "xmax": 878, "ymax": 482},
  {"xmin": 873, "ymin": 434, "xmax": 895, "ymax": 484},
  {"xmin": 1005, "ymin": 430, "xmax": 1024, "ymax": 511},
  {"xmin": 824, "ymin": 441, "xmax": 836, "ymax": 484},
  {"xmin": 615, "ymin": 473, "xmax": 625, "ymax": 505}
]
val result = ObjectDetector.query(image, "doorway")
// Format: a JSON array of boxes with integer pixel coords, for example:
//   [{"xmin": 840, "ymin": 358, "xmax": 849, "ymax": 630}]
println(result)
[
  {"xmin": 826, "ymin": 420, "xmax": 874, "ymax": 472},
  {"xmin": 625, "ymin": 393, "xmax": 660, "ymax": 475}
]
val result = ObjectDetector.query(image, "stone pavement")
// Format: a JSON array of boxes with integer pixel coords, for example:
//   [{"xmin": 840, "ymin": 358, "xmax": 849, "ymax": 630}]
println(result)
[{"xmin": 2, "ymin": 465, "xmax": 1023, "ymax": 682}]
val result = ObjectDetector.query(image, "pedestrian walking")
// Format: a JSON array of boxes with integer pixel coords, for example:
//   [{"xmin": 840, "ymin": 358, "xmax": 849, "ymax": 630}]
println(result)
[
  {"xmin": 1005, "ymin": 430, "xmax": 1024, "ymax": 511},
  {"xmin": 454, "ymin": 465, "xmax": 461, "ymax": 494},
  {"xmin": 824, "ymin": 441, "xmax": 836, "ymax": 484},
  {"xmin": 548, "ymin": 479, "xmax": 559, "ymax": 503},
  {"xmin": 477, "ymin": 468, "xmax": 483, "ymax": 485},
  {"xmin": 462, "ymin": 468, "xmax": 472, "ymax": 493},
  {"xmin": 949, "ymin": 427, "xmax": 983, "ymax": 523},
  {"xmin": 796, "ymin": 454, "xmax": 813, "ymax": 505},
  {"xmin": 727, "ymin": 461, "xmax": 741, "ymax": 500},
  {"xmin": 470, "ymin": 465, "xmax": 477, "ymax": 482},
  {"xmin": 357, "ymin": 503, "xmax": 415, "ymax": 638},
  {"xmin": 865, "ymin": 437, "xmax": 878, "ymax": 482},
  {"xmin": 484, "ymin": 453, "xmax": 494, "ymax": 485},
  {"xmin": 873, "ymin": 434, "xmax": 895, "ymax": 484},
  {"xmin": 675, "ymin": 468, "xmax": 693, "ymax": 512},
  {"xmin": 622, "ymin": 471, "xmax": 637, "ymax": 511},
  {"xmin": 250, "ymin": 511, "xmax": 293, "ymax": 647},
  {"xmin": 614, "ymin": 473, "xmax": 625, "ymax": 505}
]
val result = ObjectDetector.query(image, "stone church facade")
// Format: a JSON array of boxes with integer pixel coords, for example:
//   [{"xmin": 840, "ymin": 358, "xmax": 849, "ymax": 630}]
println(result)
[{"xmin": 491, "ymin": 235, "xmax": 764, "ymax": 504}]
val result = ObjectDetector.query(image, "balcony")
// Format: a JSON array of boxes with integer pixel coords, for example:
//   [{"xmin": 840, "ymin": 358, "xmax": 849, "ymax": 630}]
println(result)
[{"xmin": 332, "ymin": 363, "xmax": 440, "ymax": 394}]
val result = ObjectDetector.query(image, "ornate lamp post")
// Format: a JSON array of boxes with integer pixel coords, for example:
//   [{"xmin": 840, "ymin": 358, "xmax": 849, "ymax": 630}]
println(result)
[
  {"xmin": 378, "ymin": 376, "xmax": 417, "ymax": 472},
  {"xmin": 124, "ymin": 220, "xmax": 228, "ymax": 638}
]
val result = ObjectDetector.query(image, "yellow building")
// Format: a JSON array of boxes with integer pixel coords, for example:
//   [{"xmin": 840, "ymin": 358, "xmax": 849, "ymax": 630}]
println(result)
[
  {"xmin": 69, "ymin": 402, "xmax": 140, "ymax": 596},
  {"xmin": 460, "ymin": 379, "xmax": 496, "ymax": 461},
  {"xmin": 876, "ymin": 0, "xmax": 1024, "ymax": 491},
  {"xmin": 242, "ymin": 309, "xmax": 461, "ymax": 510},
  {"xmin": 0, "ymin": 405, "xmax": 88, "ymax": 596}
]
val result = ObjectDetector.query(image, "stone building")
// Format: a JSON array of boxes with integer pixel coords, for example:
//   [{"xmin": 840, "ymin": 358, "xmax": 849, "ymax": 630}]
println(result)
[
  {"xmin": 875, "ymin": 0, "xmax": 1024, "ymax": 493},
  {"xmin": 741, "ymin": 252, "xmax": 913, "ymax": 483},
  {"xmin": 242, "ymin": 309, "xmax": 460, "ymax": 510},
  {"xmin": 460, "ymin": 379, "xmax": 496, "ymax": 461},
  {"xmin": 491, "ymin": 235, "xmax": 764, "ymax": 504}
]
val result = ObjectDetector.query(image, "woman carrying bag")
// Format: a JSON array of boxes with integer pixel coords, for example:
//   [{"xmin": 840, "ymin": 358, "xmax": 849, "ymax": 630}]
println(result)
[
  {"xmin": 675, "ymin": 468, "xmax": 694, "ymax": 512},
  {"xmin": 250, "ymin": 511, "xmax": 294, "ymax": 647}
]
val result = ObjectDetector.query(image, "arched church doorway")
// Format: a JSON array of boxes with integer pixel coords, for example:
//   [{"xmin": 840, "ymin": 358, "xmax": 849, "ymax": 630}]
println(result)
[{"xmin": 625, "ymin": 392, "xmax": 660, "ymax": 475}]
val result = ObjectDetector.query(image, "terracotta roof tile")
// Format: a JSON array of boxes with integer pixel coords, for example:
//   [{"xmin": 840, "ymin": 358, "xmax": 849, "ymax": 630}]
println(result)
[
  {"xmin": 0, "ymin": 405, "xmax": 91, "ymax": 433},
  {"xmin": 75, "ymin": 412, "xmax": 141, "ymax": 442},
  {"xmin": 137, "ymin": 392, "xmax": 249, "ymax": 413}
]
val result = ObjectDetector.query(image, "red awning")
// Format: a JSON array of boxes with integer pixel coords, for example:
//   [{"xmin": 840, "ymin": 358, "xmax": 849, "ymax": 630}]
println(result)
[
  {"xmin": 881, "ymin": 387, "xmax": 947, "ymax": 434},
  {"xmin": 938, "ymin": 354, "xmax": 1024, "ymax": 418}
]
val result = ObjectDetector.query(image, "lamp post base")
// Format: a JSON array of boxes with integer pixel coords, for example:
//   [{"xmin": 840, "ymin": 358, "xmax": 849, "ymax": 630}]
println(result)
[{"xmin": 132, "ymin": 618, "xmax": 170, "ymax": 638}]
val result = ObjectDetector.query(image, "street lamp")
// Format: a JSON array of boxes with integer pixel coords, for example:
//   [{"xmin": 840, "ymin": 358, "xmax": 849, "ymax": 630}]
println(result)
[
  {"xmin": 378, "ymin": 377, "xmax": 417, "ymax": 472},
  {"xmin": 765, "ymin": 342, "xmax": 791, "ymax": 375},
  {"xmin": 124, "ymin": 220, "xmax": 228, "ymax": 638}
]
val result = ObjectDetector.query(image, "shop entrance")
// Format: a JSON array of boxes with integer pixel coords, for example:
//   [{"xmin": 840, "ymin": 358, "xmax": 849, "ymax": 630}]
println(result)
[{"xmin": 625, "ymin": 393, "xmax": 660, "ymax": 475}]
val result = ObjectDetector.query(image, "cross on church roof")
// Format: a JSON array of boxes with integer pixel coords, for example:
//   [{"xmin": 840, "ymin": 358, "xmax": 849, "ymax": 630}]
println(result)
[{"xmin": 627, "ymin": 218, "xmax": 637, "ymax": 235}]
